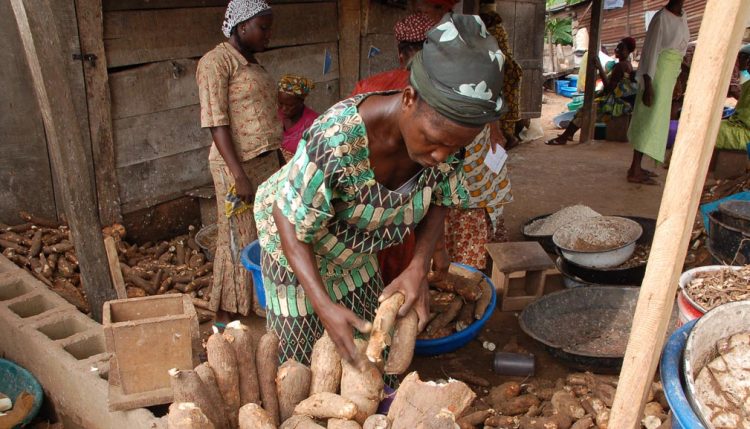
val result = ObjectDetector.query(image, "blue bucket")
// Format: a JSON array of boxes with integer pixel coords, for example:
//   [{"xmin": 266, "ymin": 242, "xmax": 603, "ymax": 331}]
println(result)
[
  {"xmin": 660, "ymin": 319, "xmax": 706, "ymax": 429},
  {"xmin": 0, "ymin": 359, "xmax": 44, "ymax": 428},
  {"xmin": 414, "ymin": 263, "xmax": 497, "ymax": 356},
  {"xmin": 555, "ymin": 79, "xmax": 570, "ymax": 95},
  {"xmin": 240, "ymin": 241, "xmax": 266, "ymax": 309}
]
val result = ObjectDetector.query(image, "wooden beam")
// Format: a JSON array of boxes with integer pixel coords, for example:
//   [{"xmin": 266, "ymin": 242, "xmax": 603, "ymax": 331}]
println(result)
[
  {"xmin": 609, "ymin": 1, "xmax": 750, "ymax": 427},
  {"xmin": 579, "ymin": 0, "xmax": 603, "ymax": 144},
  {"xmin": 338, "ymin": 0, "xmax": 361, "ymax": 97},
  {"xmin": 10, "ymin": 0, "xmax": 118, "ymax": 322},
  {"xmin": 103, "ymin": 237, "xmax": 127, "ymax": 300},
  {"xmin": 75, "ymin": 0, "xmax": 123, "ymax": 226}
]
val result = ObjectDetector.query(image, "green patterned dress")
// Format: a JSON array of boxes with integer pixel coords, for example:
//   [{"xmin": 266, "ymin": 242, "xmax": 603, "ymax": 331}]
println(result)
[{"xmin": 254, "ymin": 94, "xmax": 468, "ymax": 365}]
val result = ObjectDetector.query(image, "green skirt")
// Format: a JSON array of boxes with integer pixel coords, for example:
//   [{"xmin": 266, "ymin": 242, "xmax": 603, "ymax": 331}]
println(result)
[{"xmin": 628, "ymin": 49, "xmax": 684, "ymax": 163}]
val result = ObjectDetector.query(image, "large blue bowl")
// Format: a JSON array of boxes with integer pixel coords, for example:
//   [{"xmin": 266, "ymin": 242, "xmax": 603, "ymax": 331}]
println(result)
[
  {"xmin": 415, "ymin": 263, "xmax": 497, "ymax": 356},
  {"xmin": 0, "ymin": 359, "xmax": 43, "ymax": 428},
  {"xmin": 240, "ymin": 240, "xmax": 266, "ymax": 309},
  {"xmin": 660, "ymin": 319, "xmax": 705, "ymax": 429}
]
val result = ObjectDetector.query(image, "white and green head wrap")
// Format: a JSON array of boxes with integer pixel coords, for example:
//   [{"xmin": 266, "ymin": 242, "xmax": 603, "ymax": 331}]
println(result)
[{"xmin": 409, "ymin": 13, "xmax": 506, "ymax": 126}]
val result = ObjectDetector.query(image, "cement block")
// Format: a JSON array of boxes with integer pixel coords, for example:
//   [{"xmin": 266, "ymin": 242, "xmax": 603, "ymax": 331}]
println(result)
[
  {"xmin": 0, "ymin": 255, "xmax": 165, "ymax": 429},
  {"xmin": 103, "ymin": 294, "xmax": 200, "ymax": 410}
]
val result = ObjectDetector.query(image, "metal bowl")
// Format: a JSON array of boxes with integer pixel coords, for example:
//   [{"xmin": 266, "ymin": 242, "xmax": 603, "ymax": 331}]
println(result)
[
  {"xmin": 519, "ymin": 286, "xmax": 677, "ymax": 373},
  {"xmin": 553, "ymin": 216, "xmax": 643, "ymax": 269},
  {"xmin": 683, "ymin": 300, "xmax": 750, "ymax": 428}
]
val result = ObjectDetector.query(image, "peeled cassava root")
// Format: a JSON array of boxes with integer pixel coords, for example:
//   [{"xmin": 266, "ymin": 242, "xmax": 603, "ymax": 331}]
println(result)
[
  {"xmin": 277, "ymin": 359, "xmax": 312, "ymax": 423},
  {"xmin": 168, "ymin": 402, "xmax": 216, "ymax": 429},
  {"xmin": 310, "ymin": 332, "xmax": 342, "ymax": 395},
  {"xmin": 341, "ymin": 339, "xmax": 384, "ymax": 425},
  {"xmin": 366, "ymin": 293, "xmax": 405, "ymax": 365},
  {"xmin": 238, "ymin": 403, "xmax": 275, "ymax": 429},
  {"xmin": 294, "ymin": 392, "xmax": 358, "ymax": 420}
]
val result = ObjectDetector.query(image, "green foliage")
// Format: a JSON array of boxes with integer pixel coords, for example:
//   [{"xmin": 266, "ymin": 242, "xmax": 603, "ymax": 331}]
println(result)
[{"xmin": 545, "ymin": 17, "xmax": 573, "ymax": 46}]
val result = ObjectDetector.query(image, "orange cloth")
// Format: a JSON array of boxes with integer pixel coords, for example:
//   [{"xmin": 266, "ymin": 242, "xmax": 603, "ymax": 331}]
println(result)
[{"xmin": 349, "ymin": 69, "xmax": 410, "ymax": 97}]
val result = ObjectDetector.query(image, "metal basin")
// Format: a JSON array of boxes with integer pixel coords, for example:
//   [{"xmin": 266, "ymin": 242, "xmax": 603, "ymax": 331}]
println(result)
[
  {"xmin": 553, "ymin": 216, "xmax": 643, "ymax": 269},
  {"xmin": 519, "ymin": 286, "xmax": 677, "ymax": 373}
]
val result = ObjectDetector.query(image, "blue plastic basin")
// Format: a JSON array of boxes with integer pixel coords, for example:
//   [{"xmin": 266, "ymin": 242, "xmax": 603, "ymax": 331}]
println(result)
[
  {"xmin": 0, "ymin": 359, "xmax": 43, "ymax": 428},
  {"xmin": 415, "ymin": 263, "xmax": 497, "ymax": 356},
  {"xmin": 240, "ymin": 240, "xmax": 266, "ymax": 309},
  {"xmin": 660, "ymin": 319, "xmax": 706, "ymax": 429}
]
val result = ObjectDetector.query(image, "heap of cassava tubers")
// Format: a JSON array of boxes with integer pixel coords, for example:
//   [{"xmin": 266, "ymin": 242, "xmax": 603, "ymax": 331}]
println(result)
[
  {"xmin": 463, "ymin": 372, "xmax": 671, "ymax": 429},
  {"xmin": 0, "ymin": 212, "xmax": 213, "ymax": 313},
  {"xmin": 421, "ymin": 264, "xmax": 493, "ymax": 340},
  {"xmin": 168, "ymin": 294, "xmax": 479, "ymax": 429}
]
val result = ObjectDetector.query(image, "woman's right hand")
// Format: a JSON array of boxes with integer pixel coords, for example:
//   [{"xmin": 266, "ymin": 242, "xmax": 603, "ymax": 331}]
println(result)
[
  {"xmin": 317, "ymin": 301, "xmax": 372, "ymax": 367},
  {"xmin": 234, "ymin": 174, "xmax": 254, "ymax": 203}
]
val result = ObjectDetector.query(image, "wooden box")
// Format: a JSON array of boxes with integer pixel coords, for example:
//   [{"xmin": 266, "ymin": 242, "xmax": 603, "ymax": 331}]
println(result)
[
  {"xmin": 486, "ymin": 242, "xmax": 554, "ymax": 312},
  {"xmin": 103, "ymin": 294, "xmax": 200, "ymax": 410}
]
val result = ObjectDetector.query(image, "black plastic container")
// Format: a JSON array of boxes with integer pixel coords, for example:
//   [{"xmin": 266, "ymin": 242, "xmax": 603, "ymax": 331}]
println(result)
[{"xmin": 707, "ymin": 210, "xmax": 750, "ymax": 265}]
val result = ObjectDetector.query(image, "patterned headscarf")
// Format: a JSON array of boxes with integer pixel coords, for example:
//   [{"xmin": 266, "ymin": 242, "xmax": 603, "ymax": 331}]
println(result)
[
  {"xmin": 278, "ymin": 74, "xmax": 315, "ymax": 98},
  {"xmin": 222, "ymin": 0, "xmax": 272, "ymax": 38},
  {"xmin": 394, "ymin": 13, "xmax": 438, "ymax": 43},
  {"xmin": 409, "ymin": 13, "xmax": 505, "ymax": 126}
]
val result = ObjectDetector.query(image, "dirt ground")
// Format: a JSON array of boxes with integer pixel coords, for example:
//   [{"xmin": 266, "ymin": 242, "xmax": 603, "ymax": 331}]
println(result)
[
  {"xmin": 409, "ymin": 92, "xmax": 667, "ymax": 392},
  {"xmin": 214, "ymin": 90, "xmax": 670, "ymax": 397}
]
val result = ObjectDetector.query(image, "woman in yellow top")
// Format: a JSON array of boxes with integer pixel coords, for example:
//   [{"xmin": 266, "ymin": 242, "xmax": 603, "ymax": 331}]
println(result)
[{"xmin": 197, "ymin": 0, "xmax": 282, "ymax": 319}]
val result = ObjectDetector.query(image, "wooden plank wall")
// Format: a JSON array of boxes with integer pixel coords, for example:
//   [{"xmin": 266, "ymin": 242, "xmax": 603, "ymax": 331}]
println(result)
[
  {"xmin": 102, "ymin": 1, "xmax": 340, "ymax": 214},
  {"xmin": 496, "ymin": 0, "xmax": 546, "ymax": 119},
  {"xmin": 359, "ymin": 3, "xmax": 410, "ymax": 84},
  {"xmin": 0, "ymin": 0, "xmax": 97, "ymax": 223}
]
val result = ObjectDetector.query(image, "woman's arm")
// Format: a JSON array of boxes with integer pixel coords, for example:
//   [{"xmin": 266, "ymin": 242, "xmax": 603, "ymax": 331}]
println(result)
[
  {"xmin": 380, "ymin": 205, "xmax": 448, "ymax": 330},
  {"xmin": 271, "ymin": 204, "xmax": 371, "ymax": 365},
  {"xmin": 210, "ymin": 126, "xmax": 255, "ymax": 203}
]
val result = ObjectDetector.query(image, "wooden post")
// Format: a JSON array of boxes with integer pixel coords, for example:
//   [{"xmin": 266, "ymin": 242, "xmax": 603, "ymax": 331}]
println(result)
[
  {"xmin": 10, "ymin": 0, "xmax": 118, "ymax": 322},
  {"xmin": 74, "ymin": 0, "xmax": 123, "ymax": 226},
  {"xmin": 579, "ymin": 0, "xmax": 603, "ymax": 144},
  {"xmin": 338, "ymin": 0, "xmax": 361, "ymax": 98},
  {"xmin": 609, "ymin": 1, "xmax": 750, "ymax": 427}
]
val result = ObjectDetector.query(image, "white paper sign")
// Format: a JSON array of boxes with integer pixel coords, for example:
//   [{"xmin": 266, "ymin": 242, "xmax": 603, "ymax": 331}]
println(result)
[{"xmin": 484, "ymin": 145, "xmax": 508, "ymax": 174}]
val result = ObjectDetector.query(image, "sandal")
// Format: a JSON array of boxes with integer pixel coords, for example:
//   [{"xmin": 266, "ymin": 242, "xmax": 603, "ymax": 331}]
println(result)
[
  {"xmin": 545, "ymin": 136, "xmax": 569, "ymax": 146},
  {"xmin": 627, "ymin": 175, "xmax": 659, "ymax": 186}
]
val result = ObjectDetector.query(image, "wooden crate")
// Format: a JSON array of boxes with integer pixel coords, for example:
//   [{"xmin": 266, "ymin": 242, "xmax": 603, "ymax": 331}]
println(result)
[{"xmin": 103, "ymin": 294, "xmax": 200, "ymax": 410}]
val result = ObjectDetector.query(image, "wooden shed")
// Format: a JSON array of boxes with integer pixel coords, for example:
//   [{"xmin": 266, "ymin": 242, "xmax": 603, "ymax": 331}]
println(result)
[{"xmin": 1, "ymin": 0, "xmax": 545, "ymax": 240}]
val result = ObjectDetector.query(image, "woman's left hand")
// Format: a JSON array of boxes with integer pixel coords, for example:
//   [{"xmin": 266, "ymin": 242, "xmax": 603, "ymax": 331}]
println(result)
[{"xmin": 380, "ymin": 265, "xmax": 430, "ymax": 331}]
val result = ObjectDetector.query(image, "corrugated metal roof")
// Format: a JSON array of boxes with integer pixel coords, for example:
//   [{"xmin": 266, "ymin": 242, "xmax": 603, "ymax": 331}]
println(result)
[{"xmin": 562, "ymin": 0, "xmax": 707, "ymax": 54}]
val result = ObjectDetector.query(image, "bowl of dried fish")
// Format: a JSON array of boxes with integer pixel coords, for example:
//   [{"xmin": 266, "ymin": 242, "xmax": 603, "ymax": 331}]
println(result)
[{"xmin": 679, "ymin": 265, "xmax": 749, "ymax": 314}]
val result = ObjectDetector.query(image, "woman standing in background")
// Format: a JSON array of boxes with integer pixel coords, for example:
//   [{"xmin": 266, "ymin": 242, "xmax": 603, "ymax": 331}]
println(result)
[{"xmin": 197, "ymin": 0, "xmax": 282, "ymax": 320}]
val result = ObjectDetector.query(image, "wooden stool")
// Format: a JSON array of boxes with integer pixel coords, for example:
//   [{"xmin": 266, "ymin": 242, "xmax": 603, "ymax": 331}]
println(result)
[{"xmin": 486, "ymin": 242, "xmax": 555, "ymax": 312}]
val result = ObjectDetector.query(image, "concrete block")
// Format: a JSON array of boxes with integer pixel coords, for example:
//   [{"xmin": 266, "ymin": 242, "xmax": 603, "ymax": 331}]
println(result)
[
  {"xmin": 103, "ymin": 294, "xmax": 200, "ymax": 411},
  {"xmin": 0, "ymin": 255, "xmax": 165, "ymax": 429}
]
